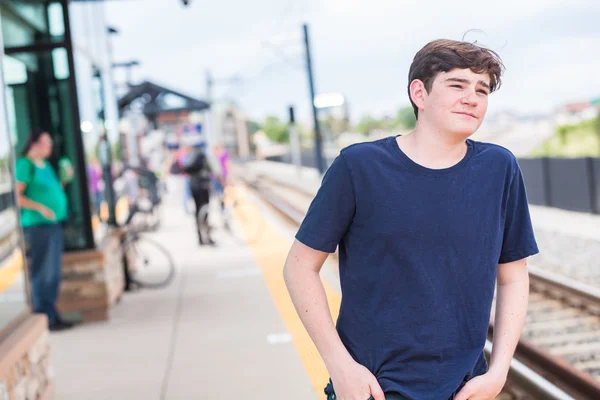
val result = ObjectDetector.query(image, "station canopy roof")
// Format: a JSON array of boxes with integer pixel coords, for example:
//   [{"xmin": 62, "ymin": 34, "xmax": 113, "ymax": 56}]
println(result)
[{"xmin": 117, "ymin": 80, "xmax": 210, "ymax": 118}]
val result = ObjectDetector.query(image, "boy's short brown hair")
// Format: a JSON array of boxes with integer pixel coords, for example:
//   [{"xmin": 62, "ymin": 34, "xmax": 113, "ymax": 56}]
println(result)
[{"xmin": 408, "ymin": 39, "xmax": 505, "ymax": 119}]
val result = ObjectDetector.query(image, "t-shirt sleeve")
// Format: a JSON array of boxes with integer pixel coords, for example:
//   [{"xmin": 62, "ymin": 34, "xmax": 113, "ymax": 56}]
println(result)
[
  {"xmin": 498, "ymin": 163, "xmax": 540, "ymax": 264},
  {"xmin": 15, "ymin": 158, "xmax": 33, "ymax": 186},
  {"xmin": 295, "ymin": 152, "xmax": 356, "ymax": 253}
]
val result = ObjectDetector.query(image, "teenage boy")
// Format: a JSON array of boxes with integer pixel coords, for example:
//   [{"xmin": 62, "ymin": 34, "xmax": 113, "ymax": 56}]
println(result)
[{"xmin": 284, "ymin": 39, "xmax": 538, "ymax": 400}]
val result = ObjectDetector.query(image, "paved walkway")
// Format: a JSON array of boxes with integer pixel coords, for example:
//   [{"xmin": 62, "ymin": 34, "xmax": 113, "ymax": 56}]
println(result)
[{"xmin": 50, "ymin": 182, "xmax": 317, "ymax": 399}]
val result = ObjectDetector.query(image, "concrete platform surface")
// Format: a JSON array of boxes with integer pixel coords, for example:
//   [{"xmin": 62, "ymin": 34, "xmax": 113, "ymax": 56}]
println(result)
[{"xmin": 49, "ymin": 189, "xmax": 316, "ymax": 400}]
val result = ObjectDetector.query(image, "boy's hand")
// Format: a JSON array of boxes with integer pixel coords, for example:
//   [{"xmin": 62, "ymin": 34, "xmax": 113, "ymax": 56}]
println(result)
[
  {"xmin": 330, "ymin": 360, "xmax": 385, "ymax": 400},
  {"xmin": 454, "ymin": 371, "xmax": 506, "ymax": 400}
]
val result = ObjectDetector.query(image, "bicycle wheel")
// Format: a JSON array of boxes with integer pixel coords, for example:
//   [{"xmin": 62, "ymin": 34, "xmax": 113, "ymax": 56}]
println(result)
[{"xmin": 126, "ymin": 236, "xmax": 175, "ymax": 289}]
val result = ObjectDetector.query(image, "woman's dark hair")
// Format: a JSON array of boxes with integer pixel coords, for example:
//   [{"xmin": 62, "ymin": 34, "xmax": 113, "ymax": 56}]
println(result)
[{"xmin": 21, "ymin": 129, "xmax": 50, "ymax": 156}]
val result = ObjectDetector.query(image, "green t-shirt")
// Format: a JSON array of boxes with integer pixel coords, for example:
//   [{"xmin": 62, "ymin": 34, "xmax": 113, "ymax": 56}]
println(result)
[{"xmin": 16, "ymin": 157, "xmax": 68, "ymax": 227}]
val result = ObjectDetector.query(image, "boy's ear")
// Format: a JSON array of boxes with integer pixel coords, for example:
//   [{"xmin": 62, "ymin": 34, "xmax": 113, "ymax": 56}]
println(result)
[{"xmin": 409, "ymin": 79, "xmax": 427, "ymax": 113}]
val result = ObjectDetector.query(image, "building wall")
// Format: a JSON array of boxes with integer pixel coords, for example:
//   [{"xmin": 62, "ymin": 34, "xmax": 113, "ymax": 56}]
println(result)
[
  {"xmin": 0, "ymin": 6, "xmax": 29, "ymax": 334},
  {"xmin": 0, "ymin": 7, "xmax": 53, "ymax": 399},
  {"xmin": 212, "ymin": 104, "xmax": 250, "ymax": 158},
  {"xmin": 68, "ymin": 1, "xmax": 121, "ymax": 244},
  {"xmin": 1, "ymin": 0, "xmax": 101, "ymax": 250},
  {"xmin": 69, "ymin": 1, "xmax": 120, "ymax": 150}
]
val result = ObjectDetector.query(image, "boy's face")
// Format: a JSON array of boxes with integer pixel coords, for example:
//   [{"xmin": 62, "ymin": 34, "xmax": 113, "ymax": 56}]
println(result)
[{"xmin": 420, "ymin": 68, "xmax": 490, "ymax": 137}]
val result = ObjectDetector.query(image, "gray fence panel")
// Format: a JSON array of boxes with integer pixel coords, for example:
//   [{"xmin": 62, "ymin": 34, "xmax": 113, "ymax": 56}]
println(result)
[
  {"xmin": 546, "ymin": 158, "xmax": 594, "ymax": 213},
  {"xmin": 518, "ymin": 158, "xmax": 549, "ymax": 206},
  {"xmin": 592, "ymin": 158, "xmax": 600, "ymax": 214},
  {"xmin": 268, "ymin": 152, "xmax": 600, "ymax": 214}
]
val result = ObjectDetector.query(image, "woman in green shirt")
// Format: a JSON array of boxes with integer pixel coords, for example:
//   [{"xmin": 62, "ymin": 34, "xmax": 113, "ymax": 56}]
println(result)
[{"xmin": 15, "ymin": 130, "xmax": 73, "ymax": 331}]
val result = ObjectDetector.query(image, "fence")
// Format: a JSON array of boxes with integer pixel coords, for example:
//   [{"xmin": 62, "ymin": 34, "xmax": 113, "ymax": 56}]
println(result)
[
  {"xmin": 266, "ymin": 152, "xmax": 600, "ymax": 215},
  {"xmin": 519, "ymin": 157, "xmax": 600, "ymax": 214}
]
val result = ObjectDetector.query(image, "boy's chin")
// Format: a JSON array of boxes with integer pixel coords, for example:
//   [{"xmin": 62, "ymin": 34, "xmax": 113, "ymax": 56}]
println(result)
[{"xmin": 449, "ymin": 123, "xmax": 481, "ymax": 138}]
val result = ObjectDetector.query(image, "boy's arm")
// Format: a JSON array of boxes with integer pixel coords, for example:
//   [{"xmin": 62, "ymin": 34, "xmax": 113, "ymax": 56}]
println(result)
[
  {"xmin": 284, "ymin": 239, "xmax": 385, "ymax": 400},
  {"xmin": 456, "ymin": 258, "xmax": 529, "ymax": 400},
  {"xmin": 283, "ymin": 240, "xmax": 347, "ymax": 366},
  {"xmin": 489, "ymin": 258, "xmax": 529, "ymax": 376}
]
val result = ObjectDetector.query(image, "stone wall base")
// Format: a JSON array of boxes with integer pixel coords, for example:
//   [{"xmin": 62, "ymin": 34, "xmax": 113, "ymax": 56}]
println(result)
[
  {"xmin": 58, "ymin": 232, "xmax": 124, "ymax": 322},
  {"xmin": 0, "ymin": 315, "xmax": 53, "ymax": 400}
]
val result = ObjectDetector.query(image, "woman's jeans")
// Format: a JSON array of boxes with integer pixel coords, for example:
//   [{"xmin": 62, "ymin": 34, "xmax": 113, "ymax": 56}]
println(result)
[{"xmin": 23, "ymin": 223, "xmax": 64, "ymax": 325}]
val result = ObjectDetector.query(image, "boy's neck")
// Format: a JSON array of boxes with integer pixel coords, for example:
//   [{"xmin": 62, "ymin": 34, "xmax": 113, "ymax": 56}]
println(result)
[{"xmin": 397, "ymin": 124, "xmax": 470, "ymax": 170}]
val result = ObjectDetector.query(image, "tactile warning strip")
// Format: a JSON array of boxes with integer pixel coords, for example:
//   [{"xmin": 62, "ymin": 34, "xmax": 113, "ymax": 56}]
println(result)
[{"xmin": 233, "ymin": 186, "xmax": 341, "ymax": 399}]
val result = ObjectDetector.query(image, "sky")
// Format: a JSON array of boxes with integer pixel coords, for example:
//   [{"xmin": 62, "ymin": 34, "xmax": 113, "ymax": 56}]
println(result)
[{"xmin": 105, "ymin": 0, "xmax": 600, "ymax": 125}]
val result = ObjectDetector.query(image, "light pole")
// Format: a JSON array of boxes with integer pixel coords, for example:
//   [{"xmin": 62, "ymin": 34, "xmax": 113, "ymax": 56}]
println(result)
[
  {"xmin": 303, "ymin": 24, "xmax": 325, "ymax": 174},
  {"xmin": 112, "ymin": 60, "xmax": 141, "ymax": 87}
]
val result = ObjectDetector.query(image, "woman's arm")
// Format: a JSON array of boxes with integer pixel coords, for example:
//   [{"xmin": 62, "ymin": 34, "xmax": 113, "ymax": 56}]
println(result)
[{"xmin": 16, "ymin": 182, "xmax": 56, "ymax": 220}]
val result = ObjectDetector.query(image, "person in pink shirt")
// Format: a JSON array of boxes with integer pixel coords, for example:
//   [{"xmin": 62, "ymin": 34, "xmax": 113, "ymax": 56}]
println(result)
[{"xmin": 211, "ymin": 144, "xmax": 230, "ymax": 208}]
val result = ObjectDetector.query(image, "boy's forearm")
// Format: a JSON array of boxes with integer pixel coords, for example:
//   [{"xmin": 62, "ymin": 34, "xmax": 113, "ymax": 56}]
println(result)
[
  {"xmin": 489, "ymin": 274, "xmax": 529, "ymax": 378},
  {"xmin": 283, "ymin": 265, "xmax": 353, "ymax": 370}
]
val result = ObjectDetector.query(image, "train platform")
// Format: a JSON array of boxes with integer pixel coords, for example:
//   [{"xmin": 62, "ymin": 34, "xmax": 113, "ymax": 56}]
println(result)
[{"xmin": 48, "ymin": 181, "xmax": 336, "ymax": 400}]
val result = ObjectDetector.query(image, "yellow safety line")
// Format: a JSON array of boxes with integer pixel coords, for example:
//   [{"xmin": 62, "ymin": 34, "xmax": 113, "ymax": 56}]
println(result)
[
  {"xmin": 0, "ymin": 248, "xmax": 24, "ymax": 293},
  {"xmin": 233, "ymin": 185, "xmax": 341, "ymax": 399}
]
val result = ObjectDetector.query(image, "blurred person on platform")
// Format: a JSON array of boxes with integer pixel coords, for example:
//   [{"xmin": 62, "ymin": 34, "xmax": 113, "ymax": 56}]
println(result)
[
  {"xmin": 212, "ymin": 143, "xmax": 231, "ymax": 208},
  {"xmin": 16, "ymin": 129, "xmax": 75, "ymax": 331},
  {"xmin": 174, "ymin": 142, "xmax": 193, "ymax": 214},
  {"xmin": 180, "ymin": 137, "xmax": 215, "ymax": 245},
  {"xmin": 284, "ymin": 39, "xmax": 538, "ymax": 400},
  {"xmin": 87, "ymin": 155, "xmax": 104, "ymax": 215},
  {"xmin": 122, "ymin": 167, "xmax": 140, "ymax": 225}
]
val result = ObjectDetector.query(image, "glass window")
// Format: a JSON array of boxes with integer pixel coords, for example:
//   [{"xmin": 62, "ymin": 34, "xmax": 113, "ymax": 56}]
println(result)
[
  {"xmin": 47, "ymin": 2, "xmax": 65, "ymax": 38},
  {"xmin": 3, "ymin": 50, "xmax": 92, "ymax": 250},
  {"xmin": 0, "ymin": 1, "xmax": 66, "ymax": 49},
  {"xmin": 51, "ymin": 47, "xmax": 69, "ymax": 80}
]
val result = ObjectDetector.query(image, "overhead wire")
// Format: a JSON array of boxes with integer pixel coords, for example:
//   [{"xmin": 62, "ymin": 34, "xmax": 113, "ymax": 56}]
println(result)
[{"xmin": 218, "ymin": 0, "xmax": 306, "ymax": 101}]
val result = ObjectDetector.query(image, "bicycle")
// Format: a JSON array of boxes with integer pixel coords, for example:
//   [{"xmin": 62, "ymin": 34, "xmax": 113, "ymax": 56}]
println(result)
[
  {"xmin": 117, "ymin": 165, "xmax": 164, "ymax": 232},
  {"xmin": 197, "ymin": 184, "xmax": 264, "ymax": 245},
  {"xmin": 121, "ymin": 223, "xmax": 176, "ymax": 290},
  {"xmin": 117, "ymin": 167, "xmax": 174, "ymax": 290}
]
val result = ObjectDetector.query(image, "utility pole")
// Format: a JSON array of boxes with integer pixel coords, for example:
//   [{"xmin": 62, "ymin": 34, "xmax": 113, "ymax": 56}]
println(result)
[
  {"xmin": 112, "ymin": 60, "xmax": 140, "ymax": 87},
  {"xmin": 288, "ymin": 105, "xmax": 302, "ymax": 175},
  {"xmin": 303, "ymin": 23, "xmax": 325, "ymax": 174},
  {"xmin": 205, "ymin": 70, "xmax": 213, "ymax": 103},
  {"xmin": 97, "ymin": 134, "xmax": 117, "ymax": 226}
]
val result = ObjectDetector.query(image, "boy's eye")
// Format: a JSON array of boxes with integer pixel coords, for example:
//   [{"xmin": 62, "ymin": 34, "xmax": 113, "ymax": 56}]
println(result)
[
  {"xmin": 477, "ymin": 90, "xmax": 489, "ymax": 95},
  {"xmin": 451, "ymin": 85, "xmax": 462, "ymax": 89}
]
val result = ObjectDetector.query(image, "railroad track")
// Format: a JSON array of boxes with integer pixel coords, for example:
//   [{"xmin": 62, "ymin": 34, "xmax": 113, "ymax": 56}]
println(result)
[
  {"xmin": 507, "ymin": 268, "xmax": 600, "ymax": 399},
  {"xmin": 238, "ymin": 172, "xmax": 600, "ymax": 400}
]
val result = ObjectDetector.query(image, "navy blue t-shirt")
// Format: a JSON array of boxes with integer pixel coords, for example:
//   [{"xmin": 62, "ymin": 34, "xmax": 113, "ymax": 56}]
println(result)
[{"xmin": 295, "ymin": 136, "xmax": 539, "ymax": 400}]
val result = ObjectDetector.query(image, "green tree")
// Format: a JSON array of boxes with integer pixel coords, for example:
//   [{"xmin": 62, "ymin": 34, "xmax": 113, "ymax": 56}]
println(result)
[
  {"xmin": 262, "ymin": 116, "xmax": 289, "ymax": 143},
  {"xmin": 355, "ymin": 115, "xmax": 382, "ymax": 135},
  {"xmin": 247, "ymin": 120, "xmax": 262, "ymax": 135},
  {"xmin": 395, "ymin": 106, "xmax": 417, "ymax": 130},
  {"xmin": 595, "ymin": 111, "xmax": 600, "ymax": 153},
  {"xmin": 557, "ymin": 125, "xmax": 570, "ymax": 145}
]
